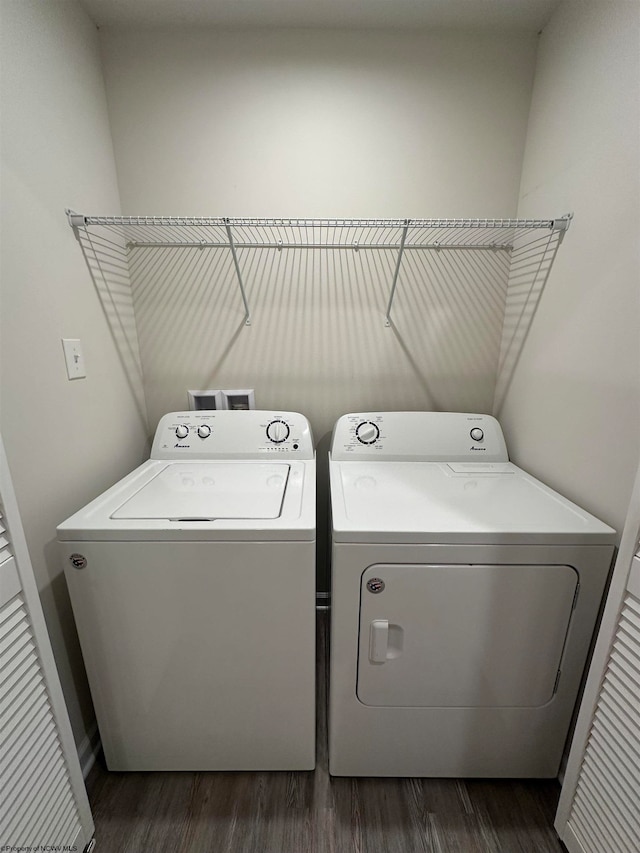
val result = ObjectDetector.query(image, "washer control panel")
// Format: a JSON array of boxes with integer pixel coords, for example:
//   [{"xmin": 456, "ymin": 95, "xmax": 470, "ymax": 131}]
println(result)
[
  {"xmin": 152, "ymin": 411, "xmax": 314, "ymax": 460},
  {"xmin": 331, "ymin": 412, "xmax": 508, "ymax": 462}
]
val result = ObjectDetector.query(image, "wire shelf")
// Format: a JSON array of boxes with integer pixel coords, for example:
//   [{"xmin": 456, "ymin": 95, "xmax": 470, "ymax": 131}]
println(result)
[{"xmin": 66, "ymin": 211, "xmax": 571, "ymax": 327}]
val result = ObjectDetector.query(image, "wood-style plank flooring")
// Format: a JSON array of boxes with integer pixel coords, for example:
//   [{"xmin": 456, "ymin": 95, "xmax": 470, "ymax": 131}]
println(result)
[{"xmin": 86, "ymin": 612, "xmax": 566, "ymax": 852}]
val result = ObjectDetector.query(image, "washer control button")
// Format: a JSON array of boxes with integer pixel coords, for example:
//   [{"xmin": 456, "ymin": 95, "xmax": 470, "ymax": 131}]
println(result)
[
  {"xmin": 175, "ymin": 425, "xmax": 189, "ymax": 439},
  {"xmin": 197, "ymin": 424, "xmax": 211, "ymax": 439},
  {"xmin": 267, "ymin": 420, "xmax": 290, "ymax": 443},
  {"xmin": 356, "ymin": 422, "xmax": 380, "ymax": 444},
  {"xmin": 470, "ymin": 427, "xmax": 484, "ymax": 442}
]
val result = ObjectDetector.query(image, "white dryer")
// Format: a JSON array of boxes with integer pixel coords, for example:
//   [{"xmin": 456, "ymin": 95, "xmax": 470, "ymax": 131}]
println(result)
[
  {"xmin": 328, "ymin": 411, "xmax": 616, "ymax": 777},
  {"xmin": 59, "ymin": 410, "xmax": 315, "ymax": 771}
]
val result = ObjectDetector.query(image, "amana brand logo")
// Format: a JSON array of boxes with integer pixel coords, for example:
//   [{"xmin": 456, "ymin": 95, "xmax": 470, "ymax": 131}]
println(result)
[{"xmin": 470, "ymin": 446, "xmax": 486, "ymax": 451}]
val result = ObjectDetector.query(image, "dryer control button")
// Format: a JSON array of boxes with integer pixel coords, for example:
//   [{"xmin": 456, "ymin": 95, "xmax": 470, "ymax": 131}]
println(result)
[
  {"xmin": 197, "ymin": 424, "xmax": 211, "ymax": 438},
  {"xmin": 356, "ymin": 422, "xmax": 380, "ymax": 444},
  {"xmin": 470, "ymin": 428, "xmax": 484, "ymax": 442},
  {"xmin": 175, "ymin": 425, "xmax": 189, "ymax": 439}
]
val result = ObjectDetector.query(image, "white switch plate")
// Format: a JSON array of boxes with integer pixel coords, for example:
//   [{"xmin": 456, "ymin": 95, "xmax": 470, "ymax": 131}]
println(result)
[{"xmin": 61, "ymin": 339, "xmax": 86, "ymax": 380}]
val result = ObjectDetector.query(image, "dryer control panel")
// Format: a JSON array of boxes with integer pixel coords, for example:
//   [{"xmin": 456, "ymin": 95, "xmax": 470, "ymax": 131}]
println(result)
[
  {"xmin": 331, "ymin": 412, "xmax": 508, "ymax": 462},
  {"xmin": 151, "ymin": 411, "xmax": 314, "ymax": 460}
]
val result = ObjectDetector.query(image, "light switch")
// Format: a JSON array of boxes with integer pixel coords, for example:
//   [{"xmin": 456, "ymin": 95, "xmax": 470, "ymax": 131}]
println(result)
[{"xmin": 61, "ymin": 339, "xmax": 86, "ymax": 380}]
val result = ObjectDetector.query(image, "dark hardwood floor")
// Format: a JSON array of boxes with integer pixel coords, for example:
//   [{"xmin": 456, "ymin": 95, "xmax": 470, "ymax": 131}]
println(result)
[{"xmin": 86, "ymin": 611, "xmax": 566, "ymax": 853}]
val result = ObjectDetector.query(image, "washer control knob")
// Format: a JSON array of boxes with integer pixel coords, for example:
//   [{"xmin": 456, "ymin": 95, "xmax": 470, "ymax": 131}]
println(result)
[
  {"xmin": 267, "ymin": 420, "xmax": 290, "ymax": 443},
  {"xmin": 470, "ymin": 427, "xmax": 484, "ymax": 442},
  {"xmin": 356, "ymin": 422, "xmax": 380, "ymax": 445},
  {"xmin": 175, "ymin": 425, "xmax": 189, "ymax": 439},
  {"xmin": 197, "ymin": 424, "xmax": 211, "ymax": 439}
]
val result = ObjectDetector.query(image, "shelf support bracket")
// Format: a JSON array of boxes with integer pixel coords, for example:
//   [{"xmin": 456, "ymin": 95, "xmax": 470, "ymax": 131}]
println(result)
[
  {"xmin": 224, "ymin": 219, "xmax": 252, "ymax": 325},
  {"xmin": 385, "ymin": 219, "xmax": 410, "ymax": 326},
  {"xmin": 551, "ymin": 213, "xmax": 573, "ymax": 233},
  {"xmin": 66, "ymin": 208, "xmax": 87, "ymax": 230}
]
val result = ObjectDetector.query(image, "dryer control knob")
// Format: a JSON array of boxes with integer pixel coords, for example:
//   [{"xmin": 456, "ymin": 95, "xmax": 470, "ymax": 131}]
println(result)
[
  {"xmin": 266, "ymin": 420, "xmax": 290, "ymax": 443},
  {"xmin": 175, "ymin": 425, "xmax": 189, "ymax": 439},
  {"xmin": 197, "ymin": 424, "xmax": 211, "ymax": 439},
  {"xmin": 356, "ymin": 422, "xmax": 380, "ymax": 444},
  {"xmin": 470, "ymin": 427, "xmax": 484, "ymax": 442}
]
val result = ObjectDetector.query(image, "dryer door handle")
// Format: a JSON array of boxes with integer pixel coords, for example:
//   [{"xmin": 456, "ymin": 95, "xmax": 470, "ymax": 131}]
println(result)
[
  {"xmin": 368, "ymin": 620, "xmax": 404, "ymax": 663},
  {"xmin": 369, "ymin": 620, "xmax": 389, "ymax": 663}
]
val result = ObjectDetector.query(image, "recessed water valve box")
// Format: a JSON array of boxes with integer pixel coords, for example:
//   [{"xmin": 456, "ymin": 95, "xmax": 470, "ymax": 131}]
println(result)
[
  {"xmin": 188, "ymin": 390, "xmax": 225, "ymax": 411},
  {"xmin": 222, "ymin": 389, "xmax": 255, "ymax": 410}
]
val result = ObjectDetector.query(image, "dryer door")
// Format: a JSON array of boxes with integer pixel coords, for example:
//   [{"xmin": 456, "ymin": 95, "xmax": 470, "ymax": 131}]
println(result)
[{"xmin": 357, "ymin": 563, "xmax": 578, "ymax": 708}]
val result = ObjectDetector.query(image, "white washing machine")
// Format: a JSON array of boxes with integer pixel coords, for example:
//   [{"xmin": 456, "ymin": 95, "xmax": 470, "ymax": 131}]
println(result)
[
  {"xmin": 328, "ymin": 411, "xmax": 616, "ymax": 777},
  {"xmin": 59, "ymin": 410, "xmax": 315, "ymax": 771}
]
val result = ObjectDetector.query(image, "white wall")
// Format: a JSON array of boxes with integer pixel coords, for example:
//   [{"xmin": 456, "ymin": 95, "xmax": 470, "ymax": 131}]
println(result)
[
  {"xmin": 496, "ymin": 0, "xmax": 640, "ymax": 534},
  {"xmin": 98, "ymin": 29, "xmax": 538, "ymax": 441},
  {"xmin": 100, "ymin": 29, "xmax": 537, "ymax": 219},
  {"xmin": 0, "ymin": 0, "xmax": 148, "ymax": 749}
]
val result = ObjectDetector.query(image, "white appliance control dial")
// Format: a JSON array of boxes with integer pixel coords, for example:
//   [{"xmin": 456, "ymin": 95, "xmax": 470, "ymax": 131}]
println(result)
[
  {"xmin": 356, "ymin": 421, "xmax": 380, "ymax": 444},
  {"xmin": 470, "ymin": 428, "xmax": 484, "ymax": 442},
  {"xmin": 175, "ymin": 425, "xmax": 189, "ymax": 439},
  {"xmin": 197, "ymin": 424, "xmax": 211, "ymax": 439},
  {"xmin": 266, "ymin": 420, "xmax": 290, "ymax": 444}
]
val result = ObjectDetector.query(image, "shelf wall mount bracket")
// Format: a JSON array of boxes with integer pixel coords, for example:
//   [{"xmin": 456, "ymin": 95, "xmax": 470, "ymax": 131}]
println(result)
[
  {"xmin": 385, "ymin": 219, "xmax": 410, "ymax": 327},
  {"xmin": 66, "ymin": 209, "xmax": 89, "ymax": 229},
  {"xmin": 551, "ymin": 213, "xmax": 573, "ymax": 233},
  {"xmin": 66, "ymin": 209, "xmax": 89, "ymax": 241}
]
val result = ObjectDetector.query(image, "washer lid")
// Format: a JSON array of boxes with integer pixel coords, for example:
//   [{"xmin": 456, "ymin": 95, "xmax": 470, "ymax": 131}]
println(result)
[{"xmin": 111, "ymin": 462, "xmax": 290, "ymax": 520}]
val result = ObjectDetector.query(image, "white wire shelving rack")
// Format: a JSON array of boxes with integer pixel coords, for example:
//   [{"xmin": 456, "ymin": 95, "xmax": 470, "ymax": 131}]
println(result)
[{"xmin": 66, "ymin": 211, "xmax": 571, "ymax": 327}]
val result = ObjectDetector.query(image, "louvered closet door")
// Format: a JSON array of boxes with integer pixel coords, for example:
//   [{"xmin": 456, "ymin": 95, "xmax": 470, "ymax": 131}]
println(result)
[
  {"xmin": 563, "ymin": 554, "xmax": 640, "ymax": 853},
  {"xmin": 0, "ymin": 479, "xmax": 93, "ymax": 850}
]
